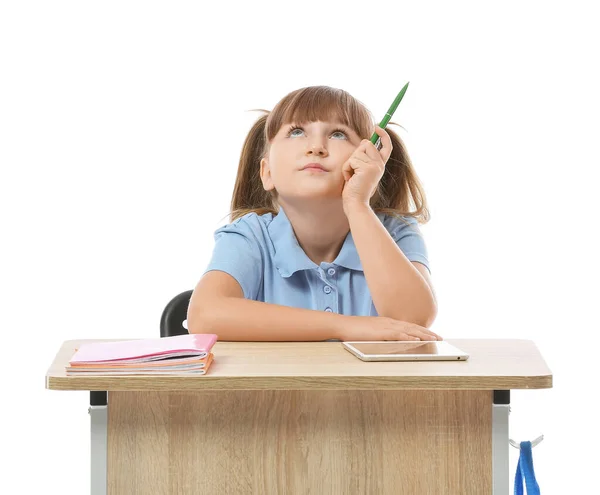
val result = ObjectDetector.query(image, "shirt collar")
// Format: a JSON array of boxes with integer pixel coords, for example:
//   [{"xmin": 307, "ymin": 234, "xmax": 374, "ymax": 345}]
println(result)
[{"xmin": 269, "ymin": 206, "xmax": 377, "ymax": 278}]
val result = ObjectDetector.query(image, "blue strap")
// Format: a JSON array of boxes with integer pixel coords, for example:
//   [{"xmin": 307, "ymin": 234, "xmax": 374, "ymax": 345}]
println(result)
[{"xmin": 514, "ymin": 441, "xmax": 540, "ymax": 495}]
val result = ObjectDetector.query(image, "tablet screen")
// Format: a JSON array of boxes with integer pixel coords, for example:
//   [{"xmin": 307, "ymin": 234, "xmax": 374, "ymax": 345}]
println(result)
[{"xmin": 350, "ymin": 342, "xmax": 440, "ymax": 355}]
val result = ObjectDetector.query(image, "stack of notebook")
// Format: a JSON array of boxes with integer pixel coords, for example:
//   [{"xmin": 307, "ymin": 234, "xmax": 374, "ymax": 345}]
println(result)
[{"xmin": 66, "ymin": 334, "xmax": 218, "ymax": 375}]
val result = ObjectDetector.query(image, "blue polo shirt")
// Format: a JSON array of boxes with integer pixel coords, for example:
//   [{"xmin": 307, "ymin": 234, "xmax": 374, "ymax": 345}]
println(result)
[{"xmin": 202, "ymin": 206, "xmax": 430, "ymax": 317}]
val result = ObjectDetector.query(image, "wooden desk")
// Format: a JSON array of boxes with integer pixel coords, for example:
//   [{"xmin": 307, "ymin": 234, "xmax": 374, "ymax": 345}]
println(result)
[{"xmin": 46, "ymin": 338, "xmax": 552, "ymax": 494}]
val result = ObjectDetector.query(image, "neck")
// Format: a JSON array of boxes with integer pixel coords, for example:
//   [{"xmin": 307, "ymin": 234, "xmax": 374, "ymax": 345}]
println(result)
[{"xmin": 277, "ymin": 199, "xmax": 350, "ymax": 265}]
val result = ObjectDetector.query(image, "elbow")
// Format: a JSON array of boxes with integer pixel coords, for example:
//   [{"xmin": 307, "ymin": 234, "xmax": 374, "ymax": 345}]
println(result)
[
  {"xmin": 419, "ymin": 314, "xmax": 436, "ymax": 329},
  {"xmin": 415, "ymin": 299, "xmax": 438, "ymax": 328},
  {"xmin": 420, "ymin": 302, "xmax": 438, "ymax": 328},
  {"xmin": 186, "ymin": 302, "xmax": 213, "ymax": 335},
  {"xmin": 412, "ymin": 292, "xmax": 438, "ymax": 328},
  {"xmin": 186, "ymin": 314, "xmax": 205, "ymax": 335},
  {"xmin": 382, "ymin": 301, "xmax": 437, "ymax": 328},
  {"xmin": 408, "ymin": 314, "xmax": 436, "ymax": 329}
]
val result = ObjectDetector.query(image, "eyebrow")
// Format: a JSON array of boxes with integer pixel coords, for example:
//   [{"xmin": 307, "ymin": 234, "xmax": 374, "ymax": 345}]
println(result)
[{"xmin": 332, "ymin": 123, "xmax": 354, "ymax": 133}]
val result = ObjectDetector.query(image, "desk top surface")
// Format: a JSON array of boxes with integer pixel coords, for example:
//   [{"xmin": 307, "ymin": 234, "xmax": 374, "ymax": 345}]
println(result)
[{"xmin": 46, "ymin": 338, "xmax": 552, "ymax": 391}]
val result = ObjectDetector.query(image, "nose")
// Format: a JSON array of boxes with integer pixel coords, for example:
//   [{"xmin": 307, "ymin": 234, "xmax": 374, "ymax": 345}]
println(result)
[{"xmin": 306, "ymin": 142, "xmax": 328, "ymax": 157}]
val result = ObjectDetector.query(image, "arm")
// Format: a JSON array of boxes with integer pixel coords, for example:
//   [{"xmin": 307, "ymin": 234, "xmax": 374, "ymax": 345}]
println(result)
[
  {"xmin": 193, "ymin": 219, "xmax": 346, "ymax": 341},
  {"xmin": 187, "ymin": 271, "xmax": 344, "ymax": 341},
  {"xmin": 345, "ymin": 204, "xmax": 438, "ymax": 327},
  {"xmin": 188, "ymin": 271, "xmax": 440, "ymax": 342}
]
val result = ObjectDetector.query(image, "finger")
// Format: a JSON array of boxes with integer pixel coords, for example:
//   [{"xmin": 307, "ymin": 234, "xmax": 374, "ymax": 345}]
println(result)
[
  {"xmin": 416, "ymin": 329, "xmax": 442, "ymax": 341},
  {"xmin": 399, "ymin": 330, "xmax": 429, "ymax": 341},
  {"xmin": 395, "ymin": 326, "xmax": 442, "ymax": 341},
  {"xmin": 370, "ymin": 126, "xmax": 393, "ymax": 161},
  {"xmin": 403, "ymin": 324, "xmax": 441, "ymax": 341},
  {"xmin": 352, "ymin": 146, "xmax": 371, "ymax": 164},
  {"xmin": 394, "ymin": 334, "xmax": 420, "ymax": 341},
  {"xmin": 348, "ymin": 157, "xmax": 367, "ymax": 171},
  {"xmin": 380, "ymin": 327, "xmax": 419, "ymax": 341},
  {"xmin": 363, "ymin": 140, "xmax": 382, "ymax": 162},
  {"xmin": 342, "ymin": 158, "xmax": 354, "ymax": 180}
]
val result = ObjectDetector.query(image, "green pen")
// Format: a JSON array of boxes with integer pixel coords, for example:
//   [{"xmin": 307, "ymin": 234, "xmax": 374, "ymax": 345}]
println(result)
[{"xmin": 369, "ymin": 81, "xmax": 410, "ymax": 147}]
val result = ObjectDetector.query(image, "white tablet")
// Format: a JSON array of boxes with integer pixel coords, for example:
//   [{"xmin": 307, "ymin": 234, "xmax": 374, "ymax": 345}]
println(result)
[{"xmin": 342, "ymin": 341, "xmax": 469, "ymax": 362}]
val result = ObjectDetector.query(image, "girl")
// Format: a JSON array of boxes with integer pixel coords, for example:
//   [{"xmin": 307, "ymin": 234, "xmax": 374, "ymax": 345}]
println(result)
[{"xmin": 188, "ymin": 85, "xmax": 441, "ymax": 342}]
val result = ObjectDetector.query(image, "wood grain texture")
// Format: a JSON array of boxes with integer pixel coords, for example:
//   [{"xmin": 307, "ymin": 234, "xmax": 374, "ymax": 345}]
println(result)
[
  {"xmin": 108, "ymin": 392, "xmax": 170, "ymax": 494},
  {"xmin": 108, "ymin": 390, "xmax": 492, "ymax": 494},
  {"xmin": 47, "ymin": 339, "xmax": 553, "ymax": 391}
]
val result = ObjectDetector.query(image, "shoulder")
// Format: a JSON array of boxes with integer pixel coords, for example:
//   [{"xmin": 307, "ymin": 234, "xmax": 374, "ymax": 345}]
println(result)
[
  {"xmin": 378, "ymin": 212, "xmax": 430, "ymax": 273},
  {"xmin": 213, "ymin": 211, "xmax": 274, "ymax": 246},
  {"xmin": 377, "ymin": 212, "xmax": 422, "ymax": 241}
]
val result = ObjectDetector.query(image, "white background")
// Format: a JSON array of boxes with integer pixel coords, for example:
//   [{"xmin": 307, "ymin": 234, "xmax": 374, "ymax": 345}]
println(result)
[{"xmin": 2, "ymin": 1, "xmax": 599, "ymax": 493}]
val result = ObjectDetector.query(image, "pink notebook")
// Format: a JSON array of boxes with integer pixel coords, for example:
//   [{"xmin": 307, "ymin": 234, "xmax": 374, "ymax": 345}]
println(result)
[
  {"xmin": 66, "ymin": 353, "xmax": 215, "ymax": 376},
  {"xmin": 70, "ymin": 334, "xmax": 218, "ymax": 364}
]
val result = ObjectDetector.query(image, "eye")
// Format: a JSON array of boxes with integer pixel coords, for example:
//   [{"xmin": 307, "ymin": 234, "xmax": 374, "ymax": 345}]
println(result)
[
  {"xmin": 286, "ymin": 126, "xmax": 304, "ymax": 137},
  {"xmin": 286, "ymin": 125, "xmax": 350, "ymax": 140}
]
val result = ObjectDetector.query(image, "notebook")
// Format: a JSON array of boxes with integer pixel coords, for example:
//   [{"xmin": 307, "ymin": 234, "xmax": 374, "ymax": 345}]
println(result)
[{"xmin": 66, "ymin": 333, "xmax": 218, "ymax": 375}]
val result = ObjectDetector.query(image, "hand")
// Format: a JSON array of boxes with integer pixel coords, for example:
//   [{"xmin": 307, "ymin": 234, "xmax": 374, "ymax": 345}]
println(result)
[
  {"xmin": 341, "ymin": 125, "xmax": 392, "ymax": 212},
  {"xmin": 335, "ymin": 315, "xmax": 443, "ymax": 342}
]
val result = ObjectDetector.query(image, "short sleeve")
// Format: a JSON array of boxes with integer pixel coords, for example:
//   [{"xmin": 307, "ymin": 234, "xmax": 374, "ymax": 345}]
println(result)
[
  {"xmin": 388, "ymin": 215, "xmax": 431, "ymax": 274},
  {"xmin": 202, "ymin": 217, "xmax": 264, "ymax": 300}
]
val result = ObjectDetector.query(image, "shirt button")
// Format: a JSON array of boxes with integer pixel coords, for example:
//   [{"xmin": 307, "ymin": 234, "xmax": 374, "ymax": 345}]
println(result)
[
  {"xmin": 323, "ymin": 285, "xmax": 332, "ymax": 294},
  {"xmin": 325, "ymin": 307, "xmax": 333, "ymax": 312},
  {"xmin": 327, "ymin": 268, "xmax": 336, "ymax": 276}
]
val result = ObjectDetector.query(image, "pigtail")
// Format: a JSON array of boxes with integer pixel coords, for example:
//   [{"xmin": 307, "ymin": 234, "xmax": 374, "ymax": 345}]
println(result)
[
  {"xmin": 229, "ymin": 110, "xmax": 278, "ymax": 223},
  {"xmin": 372, "ymin": 123, "xmax": 430, "ymax": 225}
]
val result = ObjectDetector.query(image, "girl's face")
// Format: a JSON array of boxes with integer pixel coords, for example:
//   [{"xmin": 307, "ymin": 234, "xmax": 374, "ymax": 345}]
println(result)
[{"xmin": 260, "ymin": 120, "xmax": 361, "ymax": 203}]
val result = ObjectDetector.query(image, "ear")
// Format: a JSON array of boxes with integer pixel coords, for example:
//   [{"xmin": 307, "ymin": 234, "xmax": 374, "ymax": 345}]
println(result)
[{"xmin": 260, "ymin": 158, "xmax": 275, "ymax": 191}]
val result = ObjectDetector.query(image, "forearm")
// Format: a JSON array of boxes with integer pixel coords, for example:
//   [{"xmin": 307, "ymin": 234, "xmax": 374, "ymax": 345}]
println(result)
[
  {"xmin": 188, "ymin": 297, "xmax": 344, "ymax": 341},
  {"xmin": 346, "ymin": 204, "xmax": 436, "ymax": 326}
]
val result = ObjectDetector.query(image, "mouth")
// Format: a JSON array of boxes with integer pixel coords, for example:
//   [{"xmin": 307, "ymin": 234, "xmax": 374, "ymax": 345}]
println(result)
[{"xmin": 301, "ymin": 163, "xmax": 328, "ymax": 172}]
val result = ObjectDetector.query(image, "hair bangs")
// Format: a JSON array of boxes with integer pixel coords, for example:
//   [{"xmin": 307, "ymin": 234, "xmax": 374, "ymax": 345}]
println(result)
[{"xmin": 266, "ymin": 86, "xmax": 373, "ymax": 142}]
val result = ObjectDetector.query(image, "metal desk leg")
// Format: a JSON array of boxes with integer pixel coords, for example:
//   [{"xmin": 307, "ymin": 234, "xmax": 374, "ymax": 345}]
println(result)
[
  {"xmin": 492, "ymin": 390, "xmax": 510, "ymax": 495},
  {"xmin": 89, "ymin": 392, "xmax": 107, "ymax": 495}
]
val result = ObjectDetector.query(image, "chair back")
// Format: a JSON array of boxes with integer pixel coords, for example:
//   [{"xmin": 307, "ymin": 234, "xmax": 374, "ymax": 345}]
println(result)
[{"xmin": 160, "ymin": 289, "xmax": 193, "ymax": 337}]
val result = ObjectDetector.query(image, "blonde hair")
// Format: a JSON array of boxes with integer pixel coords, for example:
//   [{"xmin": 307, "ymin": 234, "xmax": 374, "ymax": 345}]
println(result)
[{"xmin": 227, "ymin": 85, "xmax": 430, "ymax": 225}]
